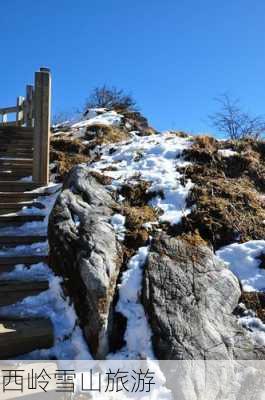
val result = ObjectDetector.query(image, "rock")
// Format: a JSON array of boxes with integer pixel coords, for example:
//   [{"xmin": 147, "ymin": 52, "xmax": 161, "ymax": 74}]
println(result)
[
  {"xmin": 48, "ymin": 165, "xmax": 123, "ymax": 358},
  {"xmin": 142, "ymin": 233, "xmax": 265, "ymax": 359}
]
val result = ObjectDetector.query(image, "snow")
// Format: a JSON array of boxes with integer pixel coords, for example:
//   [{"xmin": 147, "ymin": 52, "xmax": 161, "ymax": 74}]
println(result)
[
  {"xmin": 110, "ymin": 213, "xmax": 126, "ymax": 241},
  {"xmin": 217, "ymin": 240, "xmax": 265, "ymax": 347},
  {"xmin": 72, "ymin": 110, "xmax": 122, "ymax": 129},
  {"xmin": 0, "ymin": 182, "xmax": 91, "ymax": 360},
  {"xmin": 0, "ymin": 266, "xmax": 91, "ymax": 360},
  {"xmin": 88, "ymin": 132, "xmax": 193, "ymax": 361},
  {"xmin": 217, "ymin": 240, "xmax": 265, "ymax": 292},
  {"xmin": 108, "ymin": 246, "xmax": 154, "ymax": 360},
  {"xmin": 218, "ymin": 149, "xmax": 238, "ymax": 157},
  {"xmin": 90, "ymin": 132, "xmax": 193, "ymax": 226}
]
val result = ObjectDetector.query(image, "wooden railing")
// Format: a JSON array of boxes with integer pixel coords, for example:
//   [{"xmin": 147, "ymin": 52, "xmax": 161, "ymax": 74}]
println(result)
[{"xmin": 0, "ymin": 68, "xmax": 51, "ymax": 185}]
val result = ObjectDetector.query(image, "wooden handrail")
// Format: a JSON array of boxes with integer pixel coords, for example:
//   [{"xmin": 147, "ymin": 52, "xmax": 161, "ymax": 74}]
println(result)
[{"xmin": 0, "ymin": 68, "xmax": 51, "ymax": 185}]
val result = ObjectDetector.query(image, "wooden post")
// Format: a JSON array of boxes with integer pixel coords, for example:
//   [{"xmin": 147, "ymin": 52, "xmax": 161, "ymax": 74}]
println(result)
[
  {"xmin": 16, "ymin": 96, "xmax": 24, "ymax": 125},
  {"xmin": 33, "ymin": 68, "xmax": 51, "ymax": 185},
  {"xmin": 23, "ymin": 85, "xmax": 34, "ymax": 127}
]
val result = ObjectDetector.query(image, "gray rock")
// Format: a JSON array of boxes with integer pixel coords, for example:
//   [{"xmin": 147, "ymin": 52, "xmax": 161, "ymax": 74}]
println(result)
[
  {"xmin": 48, "ymin": 165, "xmax": 123, "ymax": 358},
  {"xmin": 142, "ymin": 233, "xmax": 265, "ymax": 360}
]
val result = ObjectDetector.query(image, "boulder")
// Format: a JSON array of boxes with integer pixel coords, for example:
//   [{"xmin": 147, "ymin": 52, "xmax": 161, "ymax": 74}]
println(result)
[
  {"xmin": 142, "ymin": 233, "xmax": 265, "ymax": 360},
  {"xmin": 48, "ymin": 165, "xmax": 123, "ymax": 358}
]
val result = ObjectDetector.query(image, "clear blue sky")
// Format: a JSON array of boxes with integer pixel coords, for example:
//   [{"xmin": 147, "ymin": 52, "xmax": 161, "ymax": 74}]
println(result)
[{"xmin": 1, "ymin": 0, "xmax": 265, "ymax": 134}]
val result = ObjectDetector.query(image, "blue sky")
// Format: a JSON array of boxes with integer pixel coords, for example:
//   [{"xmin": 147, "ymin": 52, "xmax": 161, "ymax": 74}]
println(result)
[{"xmin": 1, "ymin": 0, "xmax": 265, "ymax": 134}]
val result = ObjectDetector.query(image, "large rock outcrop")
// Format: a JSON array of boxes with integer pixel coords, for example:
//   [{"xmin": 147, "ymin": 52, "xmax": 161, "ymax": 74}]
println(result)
[
  {"xmin": 48, "ymin": 165, "xmax": 123, "ymax": 358},
  {"xmin": 142, "ymin": 233, "xmax": 265, "ymax": 360}
]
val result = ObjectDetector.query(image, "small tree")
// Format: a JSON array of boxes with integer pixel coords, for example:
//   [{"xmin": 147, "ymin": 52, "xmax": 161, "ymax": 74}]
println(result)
[
  {"xmin": 209, "ymin": 94, "xmax": 265, "ymax": 140},
  {"xmin": 84, "ymin": 85, "xmax": 137, "ymax": 114}
]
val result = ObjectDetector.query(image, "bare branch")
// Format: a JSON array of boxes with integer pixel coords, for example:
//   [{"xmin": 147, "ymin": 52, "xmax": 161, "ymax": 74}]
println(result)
[{"xmin": 209, "ymin": 94, "xmax": 265, "ymax": 140}]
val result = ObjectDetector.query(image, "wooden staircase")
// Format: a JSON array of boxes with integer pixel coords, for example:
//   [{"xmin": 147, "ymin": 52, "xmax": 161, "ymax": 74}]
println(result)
[{"xmin": 0, "ymin": 69, "xmax": 55, "ymax": 359}]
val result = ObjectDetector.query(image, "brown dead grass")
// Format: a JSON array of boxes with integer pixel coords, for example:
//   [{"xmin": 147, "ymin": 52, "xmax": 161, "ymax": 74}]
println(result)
[
  {"xmin": 240, "ymin": 292, "xmax": 265, "ymax": 323},
  {"xmin": 121, "ymin": 204, "xmax": 158, "ymax": 249},
  {"xmin": 50, "ymin": 150, "xmax": 89, "ymax": 182},
  {"xmin": 169, "ymin": 130, "xmax": 191, "ymax": 138},
  {"xmin": 119, "ymin": 181, "xmax": 162, "ymax": 206},
  {"xmin": 51, "ymin": 137, "xmax": 86, "ymax": 154},
  {"xmin": 122, "ymin": 204, "xmax": 157, "ymax": 229},
  {"xmin": 86, "ymin": 124, "xmax": 130, "ymax": 144},
  {"xmin": 177, "ymin": 136, "xmax": 265, "ymax": 250}
]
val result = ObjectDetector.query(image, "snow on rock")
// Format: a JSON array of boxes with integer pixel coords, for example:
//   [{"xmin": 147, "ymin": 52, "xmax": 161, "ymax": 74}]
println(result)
[
  {"xmin": 218, "ymin": 149, "xmax": 238, "ymax": 157},
  {"xmin": 72, "ymin": 110, "xmax": 122, "ymax": 129},
  {"xmin": 239, "ymin": 308, "xmax": 265, "ymax": 347},
  {"xmin": 217, "ymin": 240, "xmax": 265, "ymax": 292},
  {"xmin": 217, "ymin": 240, "xmax": 265, "ymax": 347},
  {"xmin": 108, "ymin": 246, "xmax": 154, "ymax": 360},
  {"xmin": 91, "ymin": 132, "xmax": 193, "ymax": 360},
  {"xmin": 110, "ymin": 213, "xmax": 126, "ymax": 241},
  {"xmin": 91, "ymin": 132, "xmax": 193, "ymax": 225}
]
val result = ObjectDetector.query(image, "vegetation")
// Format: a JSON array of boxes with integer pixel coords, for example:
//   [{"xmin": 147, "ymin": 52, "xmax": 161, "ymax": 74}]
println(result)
[
  {"xmin": 209, "ymin": 94, "xmax": 265, "ymax": 140},
  {"xmin": 84, "ymin": 85, "xmax": 137, "ymax": 113}
]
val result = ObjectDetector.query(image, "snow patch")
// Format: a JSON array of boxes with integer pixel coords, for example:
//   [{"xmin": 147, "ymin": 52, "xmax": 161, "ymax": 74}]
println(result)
[
  {"xmin": 90, "ymin": 132, "xmax": 193, "ymax": 226},
  {"xmin": 109, "ymin": 246, "xmax": 154, "ymax": 360},
  {"xmin": 110, "ymin": 213, "xmax": 126, "ymax": 241},
  {"xmin": 218, "ymin": 149, "xmax": 238, "ymax": 157},
  {"xmin": 217, "ymin": 240, "xmax": 265, "ymax": 347},
  {"xmin": 217, "ymin": 240, "xmax": 265, "ymax": 292},
  {"xmin": 0, "ymin": 263, "xmax": 91, "ymax": 360},
  {"xmin": 72, "ymin": 110, "xmax": 122, "ymax": 129}
]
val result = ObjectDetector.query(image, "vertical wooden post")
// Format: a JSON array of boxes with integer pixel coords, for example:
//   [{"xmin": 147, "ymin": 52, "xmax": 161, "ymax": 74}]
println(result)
[
  {"xmin": 24, "ymin": 85, "xmax": 34, "ymax": 127},
  {"xmin": 16, "ymin": 96, "xmax": 24, "ymax": 126},
  {"xmin": 2, "ymin": 114, "xmax": 7, "ymax": 124},
  {"xmin": 33, "ymin": 68, "xmax": 51, "ymax": 185}
]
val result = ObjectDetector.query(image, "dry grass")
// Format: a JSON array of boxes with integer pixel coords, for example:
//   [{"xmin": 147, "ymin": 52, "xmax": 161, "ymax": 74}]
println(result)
[
  {"xmin": 122, "ymin": 204, "xmax": 157, "ymax": 229},
  {"xmin": 86, "ymin": 124, "xmax": 130, "ymax": 144},
  {"xmin": 177, "ymin": 135, "xmax": 265, "ymax": 249},
  {"xmin": 119, "ymin": 181, "xmax": 161, "ymax": 206},
  {"xmin": 51, "ymin": 137, "xmax": 87, "ymax": 154},
  {"xmin": 50, "ymin": 151, "xmax": 89, "ymax": 182},
  {"xmin": 240, "ymin": 292, "xmax": 265, "ymax": 323},
  {"xmin": 120, "ymin": 204, "xmax": 158, "ymax": 249},
  {"xmin": 169, "ymin": 130, "xmax": 191, "ymax": 138}
]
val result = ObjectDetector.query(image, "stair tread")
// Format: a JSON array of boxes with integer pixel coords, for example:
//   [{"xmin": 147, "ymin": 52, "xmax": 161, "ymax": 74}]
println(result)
[
  {"xmin": 0, "ymin": 214, "xmax": 45, "ymax": 223},
  {"xmin": 0, "ymin": 317, "xmax": 53, "ymax": 359},
  {"xmin": 0, "ymin": 235, "xmax": 47, "ymax": 245},
  {"xmin": 0, "ymin": 201, "xmax": 44, "ymax": 207},
  {"xmin": 0, "ymin": 192, "xmax": 48, "ymax": 198},
  {"xmin": 0, "ymin": 182, "xmax": 42, "ymax": 192},
  {"xmin": 0, "ymin": 255, "xmax": 48, "ymax": 265},
  {"xmin": 0, "ymin": 280, "xmax": 49, "ymax": 306}
]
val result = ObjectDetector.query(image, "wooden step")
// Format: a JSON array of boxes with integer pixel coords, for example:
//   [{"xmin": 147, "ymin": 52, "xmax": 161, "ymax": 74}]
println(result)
[
  {"xmin": 0, "ymin": 214, "xmax": 45, "ymax": 223},
  {"xmin": 0, "ymin": 280, "xmax": 49, "ymax": 306},
  {"xmin": 0, "ymin": 173, "xmax": 32, "ymax": 181},
  {"xmin": 0, "ymin": 235, "xmax": 47, "ymax": 246},
  {"xmin": 0, "ymin": 201, "xmax": 45, "ymax": 215},
  {"xmin": 0, "ymin": 137, "xmax": 33, "ymax": 142},
  {"xmin": 0, "ymin": 165, "xmax": 32, "ymax": 171},
  {"xmin": 0, "ymin": 171, "xmax": 32, "ymax": 177},
  {"xmin": 0, "ymin": 149, "xmax": 33, "ymax": 154},
  {"xmin": 0, "ymin": 181, "xmax": 42, "ymax": 192},
  {"xmin": 0, "ymin": 318, "xmax": 53, "ymax": 359},
  {"xmin": 0, "ymin": 201, "xmax": 45, "ymax": 209},
  {"xmin": 0, "ymin": 255, "xmax": 48, "ymax": 271},
  {"xmin": 0, "ymin": 157, "xmax": 32, "ymax": 165},
  {"xmin": 0, "ymin": 126, "xmax": 34, "ymax": 134},
  {"xmin": 0, "ymin": 154, "xmax": 33, "ymax": 159},
  {"xmin": 0, "ymin": 192, "xmax": 45, "ymax": 201},
  {"xmin": 0, "ymin": 141, "xmax": 33, "ymax": 146},
  {"xmin": 0, "ymin": 145, "xmax": 33, "ymax": 150}
]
